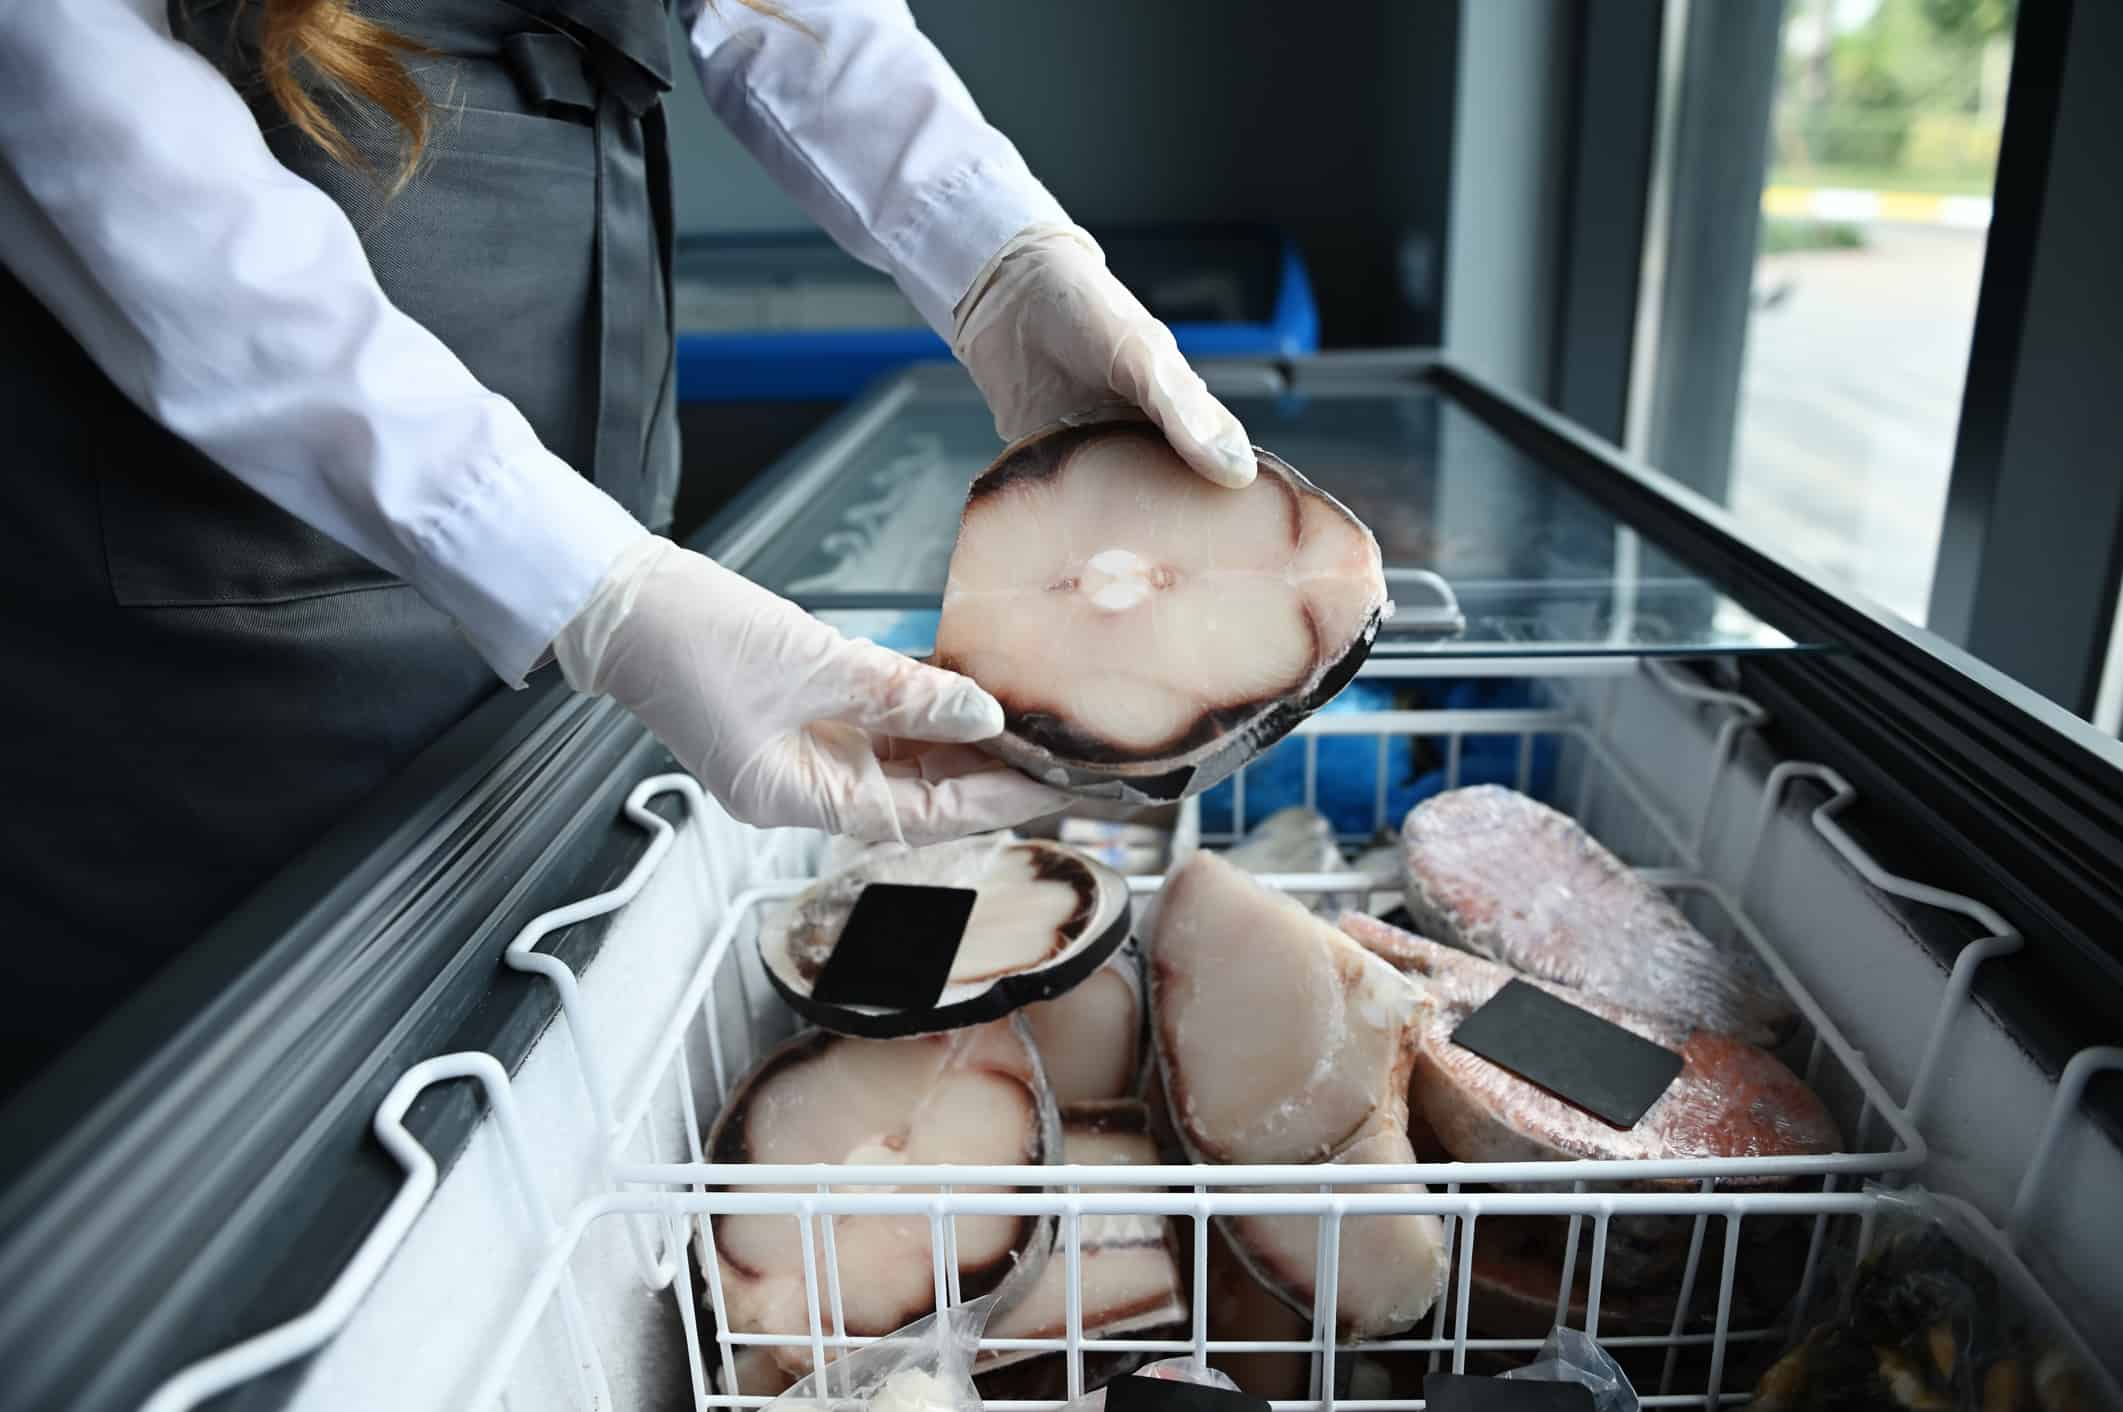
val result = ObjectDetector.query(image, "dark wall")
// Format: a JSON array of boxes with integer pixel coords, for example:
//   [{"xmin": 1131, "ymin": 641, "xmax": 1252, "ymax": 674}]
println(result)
[{"xmin": 664, "ymin": 0, "xmax": 1460, "ymax": 347}]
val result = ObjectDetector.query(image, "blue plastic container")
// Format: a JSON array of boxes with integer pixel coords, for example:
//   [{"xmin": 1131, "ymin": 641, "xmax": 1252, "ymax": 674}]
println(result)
[
  {"xmin": 674, "ymin": 226, "xmax": 1318, "ymax": 404},
  {"xmin": 1198, "ymin": 679, "xmax": 1560, "ymax": 839}
]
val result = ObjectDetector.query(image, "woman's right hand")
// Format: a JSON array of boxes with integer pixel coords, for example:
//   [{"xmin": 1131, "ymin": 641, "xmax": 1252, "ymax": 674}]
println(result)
[{"xmin": 552, "ymin": 535, "xmax": 1073, "ymax": 844}]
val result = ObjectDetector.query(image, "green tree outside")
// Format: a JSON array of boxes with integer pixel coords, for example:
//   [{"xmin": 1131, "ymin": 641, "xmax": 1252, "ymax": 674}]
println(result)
[{"xmin": 1769, "ymin": 0, "xmax": 2014, "ymax": 196}]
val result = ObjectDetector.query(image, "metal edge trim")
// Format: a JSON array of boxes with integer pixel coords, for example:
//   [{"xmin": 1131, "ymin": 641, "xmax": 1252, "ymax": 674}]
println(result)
[{"xmin": 0, "ymin": 684, "xmax": 674, "ymax": 1412}]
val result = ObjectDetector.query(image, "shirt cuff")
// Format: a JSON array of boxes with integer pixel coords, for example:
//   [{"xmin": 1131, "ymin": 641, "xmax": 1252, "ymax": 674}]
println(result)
[
  {"xmin": 886, "ymin": 155, "xmax": 1070, "ymax": 338},
  {"xmin": 404, "ymin": 451, "xmax": 648, "ymax": 687}
]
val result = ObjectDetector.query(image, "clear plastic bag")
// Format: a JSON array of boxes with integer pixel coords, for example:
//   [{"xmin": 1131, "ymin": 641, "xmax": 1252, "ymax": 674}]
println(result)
[
  {"xmin": 1497, "ymin": 1326, "xmax": 1641, "ymax": 1412},
  {"xmin": 763, "ymin": 1295, "xmax": 993, "ymax": 1412},
  {"xmin": 1749, "ymin": 1185, "xmax": 2116, "ymax": 1412}
]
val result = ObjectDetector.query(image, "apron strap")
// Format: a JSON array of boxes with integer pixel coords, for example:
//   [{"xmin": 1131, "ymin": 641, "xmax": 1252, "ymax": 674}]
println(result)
[
  {"xmin": 508, "ymin": 0, "xmax": 672, "ymax": 115},
  {"xmin": 590, "ymin": 90, "xmax": 663, "ymax": 517},
  {"xmin": 500, "ymin": 1, "xmax": 676, "ymax": 522},
  {"xmin": 501, "ymin": 32, "xmax": 598, "ymax": 117}
]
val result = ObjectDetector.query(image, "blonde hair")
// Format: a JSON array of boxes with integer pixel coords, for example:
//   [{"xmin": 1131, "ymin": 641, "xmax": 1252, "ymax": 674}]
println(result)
[
  {"xmin": 256, "ymin": 0, "xmax": 430, "ymax": 192},
  {"xmin": 257, "ymin": 0, "xmax": 799, "ymax": 194}
]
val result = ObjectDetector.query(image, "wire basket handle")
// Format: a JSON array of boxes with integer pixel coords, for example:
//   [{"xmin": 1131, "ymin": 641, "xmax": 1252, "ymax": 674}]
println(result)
[{"xmin": 137, "ymin": 1052, "xmax": 599, "ymax": 1412}]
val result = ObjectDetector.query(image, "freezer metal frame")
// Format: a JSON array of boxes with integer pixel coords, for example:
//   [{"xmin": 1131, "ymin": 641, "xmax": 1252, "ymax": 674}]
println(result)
[
  {"xmin": 14, "ymin": 351, "xmax": 2123, "ymax": 1411},
  {"xmin": 139, "ymin": 668, "xmax": 2123, "ymax": 1412}
]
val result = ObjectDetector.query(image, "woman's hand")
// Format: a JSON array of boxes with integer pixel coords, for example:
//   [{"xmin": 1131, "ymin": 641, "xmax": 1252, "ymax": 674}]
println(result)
[
  {"xmin": 952, "ymin": 224, "xmax": 1258, "ymax": 489},
  {"xmin": 554, "ymin": 536, "xmax": 1073, "ymax": 843}
]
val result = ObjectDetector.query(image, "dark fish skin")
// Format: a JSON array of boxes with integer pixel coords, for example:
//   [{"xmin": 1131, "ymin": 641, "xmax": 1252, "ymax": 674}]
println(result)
[
  {"xmin": 975, "ymin": 604, "xmax": 1381, "ymax": 804},
  {"xmin": 1400, "ymin": 785, "xmax": 1796, "ymax": 1045},
  {"xmin": 760, "ymin": 839, "xmax": 1134, "ymax": 1038}
]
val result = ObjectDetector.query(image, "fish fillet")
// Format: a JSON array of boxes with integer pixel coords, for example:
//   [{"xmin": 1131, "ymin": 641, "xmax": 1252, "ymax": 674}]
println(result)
[
  {"xmin": 979, "ymin": 1102, "xmax": 1184, "ymax": 1372},
  {"xmin": 935, "ymin": 416, "xmax": 1390, "ymax": 803},
  {"xmin": 1220, "ymin": 1122, "xmax": 1453, "ymax": 1339},
  {"xmin": 1400, "ymin": 786, "xmax": 1795, "ymax": 1044},
  {"xmin": 1338, "ymin": 913, "xmax": 1839, "ymax": 1165},
  {"xmin": 1021, "ymin": 946, "xmax": 1147, "ymax": 1104},
  {"xmin": 1150, "ymin": 850, "xmax": 1448, "ymax": 1335},
  {"xmin": 703, "ymin": 1019, "xmax": 1059, "ymax": 1374}
]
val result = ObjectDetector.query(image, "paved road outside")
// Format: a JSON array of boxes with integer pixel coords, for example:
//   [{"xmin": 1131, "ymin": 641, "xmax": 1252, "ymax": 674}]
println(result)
[{"xmin": 1731, "ymin": 224, "xmax": 1989, "ymax": 624}]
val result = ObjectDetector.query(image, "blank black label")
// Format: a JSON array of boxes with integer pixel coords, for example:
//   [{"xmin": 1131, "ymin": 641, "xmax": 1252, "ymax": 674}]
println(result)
[
  {"xmin": 1450, "ymin": 979, "xmax": 1684, "ymax": 1129},
  {"xmin": 809, "ymin": 883, "xmax": 976, "ymax": 1012},
  {"xmin": 1424, "ymin": 1373, "xmax": 1596, "ymax": 1412},
  {"xmin": 1106, "ymin": 1373, "xmax": 1270, "ymax": 1412}
]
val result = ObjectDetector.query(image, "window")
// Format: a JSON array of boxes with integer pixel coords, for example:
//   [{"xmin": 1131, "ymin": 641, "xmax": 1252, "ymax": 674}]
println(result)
[{"xmin": 1726, "ymin": 0, "xmax": 2014, "ymax": 623}]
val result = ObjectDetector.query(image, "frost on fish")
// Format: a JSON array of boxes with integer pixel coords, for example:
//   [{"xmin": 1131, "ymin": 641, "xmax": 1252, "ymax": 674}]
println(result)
[
  {"xmin": 1149, "ymin": 851, "xmax": 1448, "ymax": 1335},
  {"xmin": 1400, "ymin": 786, "xmax": 1796, "ymax": 1044},
  {"xmin": 978, "ymin": 1101, "xmax": 1184, "ymax": 1375},
  {"xmin": 702, "ymin": 1018, "xmax": 1059, "ymax": 1374},
  {"xmin": 1341, "ymin": 912, "xmax": 1836, "ymax": 1294},
  {"xmin": 762, "ymin": 836, "xmax": 1131, "ymax": 1037},
  {"xmin": 934, "ymin": 417, "xmax": 1390, "ymax": 804},
  {"xmin": 1021, "ymin": 944, "xmax": 1147, "ymax": 1104},
  {"xmin": 1339, "ymin": 912, "xmax": 1839, "ymax": 1167}
]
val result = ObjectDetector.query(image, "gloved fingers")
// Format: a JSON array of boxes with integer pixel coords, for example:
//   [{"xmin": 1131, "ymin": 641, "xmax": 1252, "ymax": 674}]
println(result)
[
  {"xmin": 871, "ymin": 766, "xmax": 1074, "ymax": 847},
  {"xmin": 724, "ymin": 721, "xmax": 1061, "ymax": 846},
  {"xmin": 718, "ymin": 720, "xmax": 916, "ymax": 848},
  {"xmin": 875, "ymin": 739, "xmax": 1003, "ymax": 780},
  {"xmin": 730, "ymin": 723, "xmax": 1072, "ymax": 846},
  {"xmin": 1107, "ymin": 328, "xmax": 1257, "ymax": 489},
  {"xmin": 806, "ymin": 638, "xmax": 1008, "ymax": 743}
]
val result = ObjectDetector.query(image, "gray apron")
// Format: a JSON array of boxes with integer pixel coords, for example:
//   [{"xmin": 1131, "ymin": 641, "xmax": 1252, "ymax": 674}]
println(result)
[{"xmin": 0, "ymin": 0, "xmax": 680, "ymax": 1092}]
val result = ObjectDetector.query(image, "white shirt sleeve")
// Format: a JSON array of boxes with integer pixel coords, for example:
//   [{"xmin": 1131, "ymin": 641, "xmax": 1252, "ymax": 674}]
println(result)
[
  {"xmin": 680, "ymin": 0, "xmax": 1071, "ymax": 337},
  {"xmin": 0, "ymin": 0, "xmax": 646, "ymax": 686}
]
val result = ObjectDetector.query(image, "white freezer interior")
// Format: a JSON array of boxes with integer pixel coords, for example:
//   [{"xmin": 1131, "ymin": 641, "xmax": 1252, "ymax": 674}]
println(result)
[{"xmin": 242, "ymin": 659, "xmax": 2123, "ymax": 1412}]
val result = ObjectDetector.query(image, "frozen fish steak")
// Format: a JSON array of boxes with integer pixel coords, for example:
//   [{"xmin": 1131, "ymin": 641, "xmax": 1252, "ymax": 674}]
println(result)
[
  {"xmin": 1021, "ymin": 944, "xmax": 1148, "ymax": 1104},
  {"xmin": 977, "ymin": 1101, "xmax": 1185, "ymax": 1372},
  {"xmin": 1339, "ymin": 913, "xmax": 1839, "ymax": 1166},
  {"xmin": 1150, "ymin": 850, "xmax": 1449, "ymax": 1335},
  {"xmin": 1401, "ymin": 786, "xmax": 1796, "ymax": 1044},
  {"xmin": 761, "ymin": 836, "xmax": 1132, "ymax": 1038},
  {"xmin": 934, "ymin": 417, "xmax": 1391, "ymax": 803},
  {"xmin": 703, "ymin": 1019, "xmax": 1059, "ymax": 1375}
]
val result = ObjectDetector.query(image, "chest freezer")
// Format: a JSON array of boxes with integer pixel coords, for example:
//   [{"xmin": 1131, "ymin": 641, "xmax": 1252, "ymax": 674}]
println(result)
[{"xmin": 2, "ymin": 355, "xmax": 2119, "ymax": 1412}]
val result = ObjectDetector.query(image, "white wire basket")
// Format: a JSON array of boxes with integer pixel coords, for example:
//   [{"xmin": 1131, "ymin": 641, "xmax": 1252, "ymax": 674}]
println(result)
[{"xmin": 139, "ymin": 664, "xmax": 2123, "ymax": 1412}]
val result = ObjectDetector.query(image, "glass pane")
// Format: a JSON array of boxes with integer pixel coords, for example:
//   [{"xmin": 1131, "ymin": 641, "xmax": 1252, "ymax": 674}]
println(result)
[
  {"xmin": 729, "ymin": 372, "xmax": 1808, "ymax": 659},
  {"xmin": 1731, "ymin": 0, "xmax": 2013, "ymax": 622}
]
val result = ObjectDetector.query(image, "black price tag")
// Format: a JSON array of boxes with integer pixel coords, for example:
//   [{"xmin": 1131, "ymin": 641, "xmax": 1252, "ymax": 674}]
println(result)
[
  {"xmin": 810, "ymin": 883, "xmax": 976, "ymax": 1012},
  {"xmin": 1424, "ymin": 1373, "xmax": 1597, "ymax": 1412},
  {"xmin": 1450, "ymin": 979, "xmax": 1685, "ymax": 1129},
  {"xmin": 1105, "ymin": 1373, "xmax": 1271, "ymax": 1412}
]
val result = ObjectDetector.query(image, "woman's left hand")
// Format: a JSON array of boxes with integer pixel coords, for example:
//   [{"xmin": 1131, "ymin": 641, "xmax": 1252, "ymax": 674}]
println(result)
[
  {"xmin": 554, "ymin": 535, "xmax": 1073, "ymax": 845},
  {"xmin": 951, "ymin": 224, "xmax": 1257, "ymax": 489}
]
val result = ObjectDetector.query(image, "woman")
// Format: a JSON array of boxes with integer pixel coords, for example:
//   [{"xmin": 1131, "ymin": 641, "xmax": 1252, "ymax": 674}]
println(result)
[{"xmin": 0, "ymin": 0, "xmax": 1253, "ymax": 1091}]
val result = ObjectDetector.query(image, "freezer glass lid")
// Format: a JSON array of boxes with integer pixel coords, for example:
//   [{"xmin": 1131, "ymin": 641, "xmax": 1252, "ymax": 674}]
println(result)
[{"xmin": 721, "ymin": 373, "xmax": 1810, "ymax": 658}]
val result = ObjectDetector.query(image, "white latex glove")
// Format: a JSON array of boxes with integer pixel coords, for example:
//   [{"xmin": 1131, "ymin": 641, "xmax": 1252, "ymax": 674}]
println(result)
[
  {"xmin": 554, "ymin": 535, "xmax": 1074, "ymax": 844},
  {"xmin": 951, "ymin": 224, "xmax": 1258, "ymax": 488}
]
